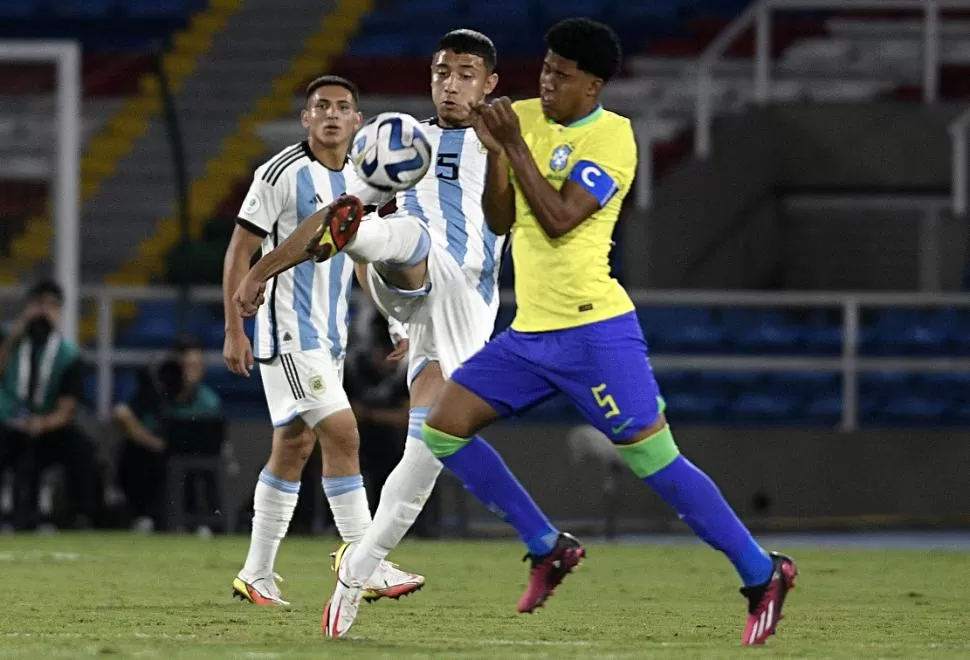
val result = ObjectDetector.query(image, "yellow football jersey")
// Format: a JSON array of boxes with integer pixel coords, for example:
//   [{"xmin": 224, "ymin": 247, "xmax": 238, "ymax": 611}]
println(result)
[{"xmin": 509, "ymin": 98, "xmax": 636, "ymax": 333}]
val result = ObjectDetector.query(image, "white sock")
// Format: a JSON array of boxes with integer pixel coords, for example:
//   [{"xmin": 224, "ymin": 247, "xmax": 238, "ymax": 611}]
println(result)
[
  {"xmin": 345, "ymin": 216, "xmax": 430, "ymax": 267},
  {"xmin": 322, "ymin": 475, "xmax": 372, "ymax": 543},
  {"xmin": 241, "ymin": 468, "xmax": 300, "ymax": 577},
  {"xmin": 348, "ymin": 408, "xmax": 442, "ymax": 582}
]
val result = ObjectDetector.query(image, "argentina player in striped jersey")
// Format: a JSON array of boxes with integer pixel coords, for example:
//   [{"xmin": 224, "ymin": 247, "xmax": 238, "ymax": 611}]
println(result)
[
  {"xmin": 222, "ymin": 75, "xmax": 423, "ymax": 606},
  {"xmin": 232, "ymin": 30, "xmax": 507, "ymax": 636}
]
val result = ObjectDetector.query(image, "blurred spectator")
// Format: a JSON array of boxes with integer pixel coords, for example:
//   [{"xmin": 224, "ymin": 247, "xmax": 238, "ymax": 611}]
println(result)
[
  {"xmin": 113, "ymin": 335, "xmax": 221, "ymax": 532},
  {"xmin": 0, "ymin": 280, "xmax": 99, "ymax": 530}
]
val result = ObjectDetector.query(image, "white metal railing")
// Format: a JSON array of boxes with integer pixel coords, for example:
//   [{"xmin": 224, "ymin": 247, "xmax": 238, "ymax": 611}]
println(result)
[
  {"xmin": 950, "ymin": 105, "xmax": 970, "ymax": 215},
  {"xmin": 5, "ymin": 286, "xmax": 970, "ymax": 432},
  {"xmin": 695, "ymin": 0, "xmax": 970, "ymax": 159}
]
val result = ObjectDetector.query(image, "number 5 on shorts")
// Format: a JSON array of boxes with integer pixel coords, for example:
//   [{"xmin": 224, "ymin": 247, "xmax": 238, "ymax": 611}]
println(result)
[{"xmin": 591, "ymin": 383, "xmax": 620, "ymax": 419}]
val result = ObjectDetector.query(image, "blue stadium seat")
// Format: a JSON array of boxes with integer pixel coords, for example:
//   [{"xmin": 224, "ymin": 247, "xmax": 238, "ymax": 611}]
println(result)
[
  {"xmin": 802, "ymin": 312, "xmax": 844, "ymax": 356},
  {"xmin": 723, "ymin": 310, "xmax": 804, "ymax": 355},
  {"xmin": 804, "ymin": 393, "xmax": 842, "ymax": 424},
  {"xmin": 349, "ymin": 34, "xmax": 420, "ymax": 57},
  {"xmin": 865, "ymin": 309, "xmax": 954, "ymax": 356},
  {"xmin": 696, "ymin": 371, "xmax": 764, "ymax": 395},
  {"xmin": 401, "ymin": 0, "xmax": 464, "ymax": 12},
  {"xmin": 538, "ymin": 0, "xmax": 605, "ymax": 24},
  {"xmin": 859, "ymin": 371, "xmax": 914, "ymax": 396},
  {"xmin": 728, "ymin": 392, "xmax": 800, "ymax": 423},
  {"xmin": 465, "ymin": 1, "xmax": 534, "ymax": 26},
  {"xmin": 639, "ymin": 307, "xmax": 726, "ymax": 353},
  {"xmin": 0, "ymin": 0, "xmax": 38, "ymax": 17},
  {"xmin": 49, "ymin": 0, "xmax": 117, "ymax": 18},
  {"xmin": 767, "ymin": 371, "xmax": 839, "ymax": 397},
  {"xmin": 665, "ymin": 392, "xmax": 724, "ymax": 423},
  {"xmin": 875, "ymin": 395, "xmax": 948, "ymax": 425},
  {"xmin": 122, "ymin": 0, "xmax": 188, "ymax": 17}
]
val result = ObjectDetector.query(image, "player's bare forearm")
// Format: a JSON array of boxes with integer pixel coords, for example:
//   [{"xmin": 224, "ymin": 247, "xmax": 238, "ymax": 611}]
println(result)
[
  {"xmin": 247, "ymin": 210, "xmax": 322, "ymax": 284},
  {"xmin": 483, "ymin": 151, "xmax": 515, "ymax": 235},
  {"xmin": 504, "ymin": 141, "xmax": 594, "ymax": 239},
  {"xmin": 223, "ymin": 226, "xmax": 263, "ymax": 332}
]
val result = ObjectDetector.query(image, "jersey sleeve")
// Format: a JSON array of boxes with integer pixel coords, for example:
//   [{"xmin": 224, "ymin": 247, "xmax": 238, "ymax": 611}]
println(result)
[
  {"xmin": 237, "ymin": 165, "xmax": 287, "ymax": 238},
  {"xmin": 567, "ymin": 119, "xmax": 637, "ymax": 208}
]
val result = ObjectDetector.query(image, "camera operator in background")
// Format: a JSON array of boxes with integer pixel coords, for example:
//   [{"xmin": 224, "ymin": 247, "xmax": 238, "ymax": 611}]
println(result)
[
  {"xmin": 345, "ymin": 313, "xmax": 440, "ymax": 537},
  {"xmin": 114, "ymin": 336, "xmax": 221, "ymax": 532},
  {"xmin": 0, "ymin": 280, "xmax": 99, "ymax": 531}
]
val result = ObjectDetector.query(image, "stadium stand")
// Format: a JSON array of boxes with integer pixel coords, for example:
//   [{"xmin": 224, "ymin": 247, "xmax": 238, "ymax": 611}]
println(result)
[{"xmin": 6, "ymin": 0, "xmax": 970, "ymax": 426}]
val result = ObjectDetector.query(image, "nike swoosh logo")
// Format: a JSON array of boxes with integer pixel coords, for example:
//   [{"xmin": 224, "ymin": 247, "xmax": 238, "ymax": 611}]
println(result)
[{"xmin": 611, "ymin": 417, "xmax": 635, "ymax": 435}]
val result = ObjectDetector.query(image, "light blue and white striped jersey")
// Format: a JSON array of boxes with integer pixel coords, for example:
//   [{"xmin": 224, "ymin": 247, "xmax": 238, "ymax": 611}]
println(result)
[
  {"xmin": 386, "ymin": 120, "xmax": 507, "ymax": 308},
  {"xmin": 237, "ymin": 141, "xmax": 357, "ymax": 361}
]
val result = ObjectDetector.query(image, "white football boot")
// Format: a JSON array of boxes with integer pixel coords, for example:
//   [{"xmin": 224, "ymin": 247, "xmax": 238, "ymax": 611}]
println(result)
[
  {"xmin": 322, "ymin": 543, "xmax": 363, "ymax": 638},
  {"xmin": 232, "ymin": 572, "xmax": 289, "ymax": 606}
]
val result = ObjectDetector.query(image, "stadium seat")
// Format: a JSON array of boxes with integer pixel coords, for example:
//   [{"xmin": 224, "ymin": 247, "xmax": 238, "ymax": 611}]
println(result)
[
  {"xmin": 729, "ymin": 392, "xmax": 801, "ymax": 423},
  {"xmin": 875, "ymin": 395, "xmax": 949, "ymax": 426},
  {"xmin": 49, "ymin": 0, "xmax": 117, "ymax": 18},
  {"xmin": 665, "ymin": 392, "xmax": 724, "ymax": 423},
  {"xmin": 538, "ymin": 0, "xmax": 605, "ymax": 25},
  {"xmin": 639, "ymin": 307, "xmax": 726, "ymax": 353},
  {"xmin": 122, "ymin": 0, "xmax": 188, "ymax": 18},
  {"xmin": 723, "ymin": 309, "xmax": 805, "ymax": 354},
  {"xmin": 0, "ymin": 0, "xmax": 37, "ymax": 18},
  {"xmin": 349, "ymin": 34, "xmax": 420, "ymax": 58},
  {"xmin": 767, "ymin": 371, "xmax": 840, "ymax": 398},
  {"xmin": 804, "ymin": 393, "xmax": 843, "ymax": 424},
  {"xmin": 865, "ymin": 309, "xmax": 953, "ymax": 356}
]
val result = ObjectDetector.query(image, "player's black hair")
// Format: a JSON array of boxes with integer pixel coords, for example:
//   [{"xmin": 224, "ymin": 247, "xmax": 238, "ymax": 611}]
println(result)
[
  {"xmin": 26, "ymin": 279, "xmax": 63, "ymax": 305},
  {"xmin": 305, "ymin": 75, "xmax": 360, "ymax": 107},
  {"xmin": 545, "ymin": 18, "xmax": 622, "ymax": 82},
  {"xmin": 172, "ymin": 334, "xmax": 203, "ymax": 355},
  {"xmin": 435, "ymin": 29, "xmax": 497, "ymax": 72}
]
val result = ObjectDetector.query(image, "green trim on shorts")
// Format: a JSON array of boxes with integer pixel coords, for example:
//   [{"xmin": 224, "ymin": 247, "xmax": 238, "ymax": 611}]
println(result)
[
  {"xmin": 422, "ymin": 422, "xmax": 471, "ymax": 459},
  {"xmin": 615, "ymin": 425, "xmax": 680, "ymax": 478}
]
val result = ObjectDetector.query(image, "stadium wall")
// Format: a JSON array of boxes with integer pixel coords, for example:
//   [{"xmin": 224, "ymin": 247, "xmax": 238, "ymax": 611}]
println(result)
[
  {"xmin": 639, "ymin": 103, "xmax": 968, "ymax": 291},
  {"xmin": 224, "ymin": 421, "xmax": 970, "ymax": 534}
]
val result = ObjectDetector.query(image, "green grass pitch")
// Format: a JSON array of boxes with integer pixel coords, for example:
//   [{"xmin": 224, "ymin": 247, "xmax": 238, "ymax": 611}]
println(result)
[{"xmin": 0, "ymin": 533, "xmax": 968, "ymax": 658}]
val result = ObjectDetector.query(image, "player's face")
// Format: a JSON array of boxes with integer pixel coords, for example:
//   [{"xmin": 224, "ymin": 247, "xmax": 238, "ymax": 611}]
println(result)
[
  {"xmin": 180, "ymin": 348, "xmax": 204, "ymax": 389},
  {"xmin": 301, "ymin": 86, "xmax": 362, "ymax": 149},
  {"xmin": 539, "ymin": 51, "xmax": 602, "ymax": 123},
  {"xmin": 431, "ymin": 49, "xmax": 498, "ymax": 127}
]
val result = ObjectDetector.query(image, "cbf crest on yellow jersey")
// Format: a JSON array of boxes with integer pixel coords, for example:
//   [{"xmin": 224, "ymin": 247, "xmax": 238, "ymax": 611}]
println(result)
[{"xmin": 509, "ymin": 98, "xmax": 637, "ymax": 332}]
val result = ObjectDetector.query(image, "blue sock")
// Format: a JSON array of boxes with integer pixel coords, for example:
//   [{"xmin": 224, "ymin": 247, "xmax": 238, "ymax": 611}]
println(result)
[
  {"xmin": 646, "ymin": 456, "xmax": 773, "ymax": 586},
  {"xmin": 439, "ymin": 436, "xmax": 559, "ymax": 556}
]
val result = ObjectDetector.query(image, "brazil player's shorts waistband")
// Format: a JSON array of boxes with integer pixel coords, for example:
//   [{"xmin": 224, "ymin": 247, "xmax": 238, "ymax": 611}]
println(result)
[{"xmin": 508, "ymin": 311, "xmax": 642, "ymax": 339}]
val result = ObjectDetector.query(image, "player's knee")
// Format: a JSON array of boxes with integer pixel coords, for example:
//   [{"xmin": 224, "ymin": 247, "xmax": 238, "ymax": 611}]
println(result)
[
  {"xmin": 421, "ymin": 417, "xmax": 472, "ymax": 459},
  {"xmin": 273, "ymin": 425, "xmax": 314, "ymax": 463},
  {"xmin": 615, "ymin": 419, "xmax": 681, "ymax": 479},
  {"xmin": 315, "ymin": 412, "xmax": 360, "ymax": 459}
]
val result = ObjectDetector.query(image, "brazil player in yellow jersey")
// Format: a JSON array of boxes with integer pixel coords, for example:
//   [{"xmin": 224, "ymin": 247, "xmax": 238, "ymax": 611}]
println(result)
[{"xmin": 420, "ymin": 19, "xmax": 798, "ymax": 646}]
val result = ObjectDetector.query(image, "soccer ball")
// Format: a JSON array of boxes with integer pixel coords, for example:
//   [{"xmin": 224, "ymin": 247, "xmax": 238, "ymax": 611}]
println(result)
[{"xmin": 350, "ymin": 112, "xmax": 432, "ymax": 193}]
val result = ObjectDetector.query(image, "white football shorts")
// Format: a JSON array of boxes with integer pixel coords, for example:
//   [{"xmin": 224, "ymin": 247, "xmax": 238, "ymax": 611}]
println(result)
[
  {"xmin": 259, "ymin": 348, "xmax": 349, "ymax": 428},
  {"xmin": 366, "ymin": 222, "xmax": 499, "ymax": 385}
]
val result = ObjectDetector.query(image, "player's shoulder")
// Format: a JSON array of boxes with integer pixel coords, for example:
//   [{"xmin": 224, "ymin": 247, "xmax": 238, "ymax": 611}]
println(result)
[
  {"xmin": 512, "ymin": 98, "xmax": 543, "ymax": 121},
  {"xmin": 597, "ymin": 108, "xmax": 634, "ymax": 138},
  {"xmin": 254, "ymin": 141, "xmax": 311, "ymax": 186}
]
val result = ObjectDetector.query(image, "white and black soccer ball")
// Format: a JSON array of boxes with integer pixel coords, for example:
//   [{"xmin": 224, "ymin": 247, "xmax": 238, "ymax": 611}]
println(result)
[{"xmin": 350, "ymin": 112, "xmax": 432, "ymax": 193}]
